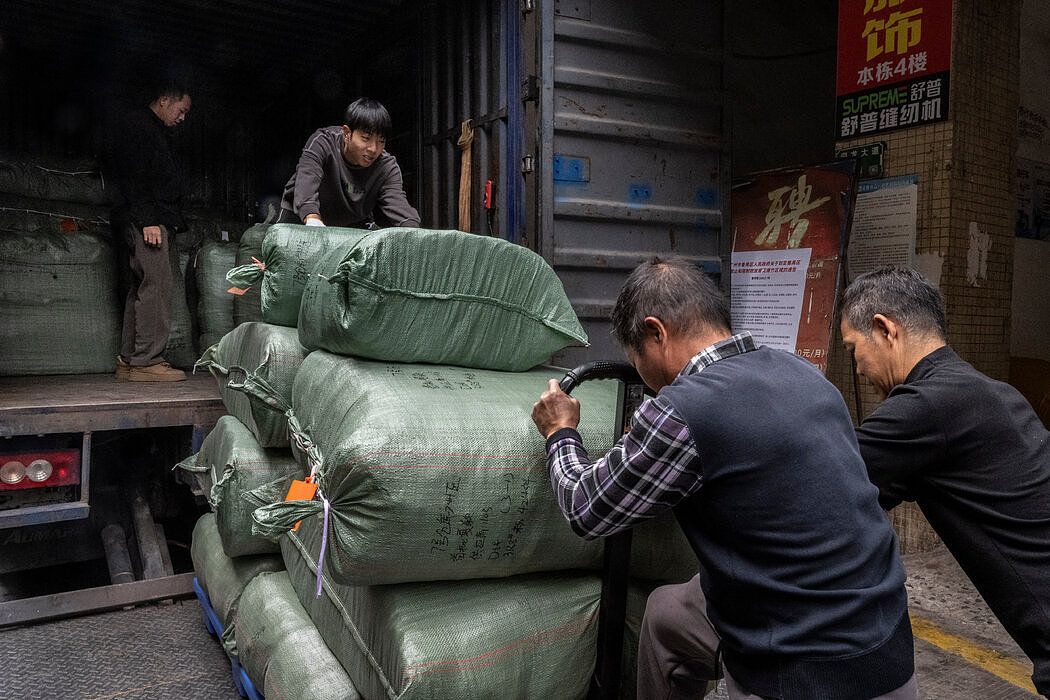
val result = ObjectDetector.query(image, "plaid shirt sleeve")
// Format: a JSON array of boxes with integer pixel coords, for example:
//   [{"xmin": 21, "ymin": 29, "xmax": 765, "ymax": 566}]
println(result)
[{"xmin": 544, "ymin": 394, "xmax": 703, "ymax": 539}]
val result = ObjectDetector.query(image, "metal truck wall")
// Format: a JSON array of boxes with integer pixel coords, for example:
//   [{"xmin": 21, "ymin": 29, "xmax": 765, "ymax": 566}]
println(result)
[
  {"xmin": 537, "ymin": 1, "xmax": 728, "ymax": 367},
  {"xmin": 418, "ymin": 0, "xmax": 525, "ymax": 243}
]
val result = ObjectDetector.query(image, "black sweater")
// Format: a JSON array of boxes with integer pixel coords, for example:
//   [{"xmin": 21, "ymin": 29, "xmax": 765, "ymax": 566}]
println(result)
[
  {"xmin": 856, "ymin": 345, "xmax": 1050, "ymax": 693},
  {"xmin": 109, "ymin": 107, "xmax": 186, "ymax": 231}
]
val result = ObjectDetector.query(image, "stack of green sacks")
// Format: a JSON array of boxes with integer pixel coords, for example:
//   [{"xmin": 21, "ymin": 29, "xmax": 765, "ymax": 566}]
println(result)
[
  {"xmin": 186, "ymin": 344, "xmax": 361, "ymax": 695},
  {"xmin": 187, "ymin": 318, "xmax": 313, "ymax": 553},
  {"xmin": 218, "ymin": 224, "xmax": 697, "ymax": 698},
  {"xmin": 188, "ymin": 223, "xmax": 698, "ymax": 697},
  {"xmin": 0, "ymin": 157, "xmax": 203, "ymax": 374},
  {"xmin": 257, "ymin": 355, "xmax": 697, "ymax": 699},
  {"xmin": 183, "ymin": 408, "xmax": 359, "ymax": 697},
  {"xmin": 187, "ymin": 252, "xmax": 356, "ymax": 697}
]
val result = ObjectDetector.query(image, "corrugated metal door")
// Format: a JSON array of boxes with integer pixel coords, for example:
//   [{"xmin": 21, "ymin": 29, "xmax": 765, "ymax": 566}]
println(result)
[
  {"xmin": 418, "ymin": 0, "xmax": 525, "ymax": 243},
  {"xmin": 533, "ymin": 0, "xmax": 728, "ymax": 367}
]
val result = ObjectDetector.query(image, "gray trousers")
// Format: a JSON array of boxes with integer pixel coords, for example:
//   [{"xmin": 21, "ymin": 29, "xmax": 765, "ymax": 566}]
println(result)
[
  {"xmin": 120, "ymin": 222, "xmax": 174, "ymax": 366},
  {"xmin": 637, "ymin": 574, "xmax": 919, "ymax": 700}
]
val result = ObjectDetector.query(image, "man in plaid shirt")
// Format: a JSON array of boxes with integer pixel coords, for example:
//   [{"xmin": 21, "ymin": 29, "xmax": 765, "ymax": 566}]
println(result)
[{"xmin": 532, "ymin": 258, "xmax": 915, "ymax": 700}]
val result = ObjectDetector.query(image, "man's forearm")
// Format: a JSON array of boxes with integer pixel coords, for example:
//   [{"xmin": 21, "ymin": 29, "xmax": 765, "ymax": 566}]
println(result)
[
  {"xmin": 545, "ymin": 428, "xmax": 610, "ymax": 539},
  {"xmin": 545, "ymin": 397, "xmax": 703, "ymax": 539}
]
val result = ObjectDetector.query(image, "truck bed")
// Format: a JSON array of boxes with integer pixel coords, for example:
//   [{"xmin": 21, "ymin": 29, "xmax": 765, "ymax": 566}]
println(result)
[
  {"xmin": 0, "ymin": 372, "xmax": 225, "ymax": 439},
  {"xmin": 0, "ymin": 372, "xmax": 227, "ymax": 627}
]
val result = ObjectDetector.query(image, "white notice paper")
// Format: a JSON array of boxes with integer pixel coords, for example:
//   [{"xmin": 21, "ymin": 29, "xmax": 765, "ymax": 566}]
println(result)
[
  {"xmin": 730, "ymin": 248, "xmax": 813, "ymax": 352},
  {"xmin": 847, "ymin": 175, "xmax": 918, "ymax": 280}
]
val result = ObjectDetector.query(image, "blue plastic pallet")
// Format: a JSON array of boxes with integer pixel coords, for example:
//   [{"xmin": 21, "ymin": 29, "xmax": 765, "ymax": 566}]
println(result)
[{"xmin": 193, "ymin": 577, "xmax": 265, "ymax": 700}]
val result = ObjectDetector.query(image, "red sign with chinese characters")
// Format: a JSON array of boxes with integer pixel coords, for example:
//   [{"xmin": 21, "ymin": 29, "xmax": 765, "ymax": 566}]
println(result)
[
  {"xmin": 731, "ymin": 161, "xmax": 857, "ymax": 373},
  {"xmin": 836, "ymin": 0, "xmax": 952, "ymax": 138}
]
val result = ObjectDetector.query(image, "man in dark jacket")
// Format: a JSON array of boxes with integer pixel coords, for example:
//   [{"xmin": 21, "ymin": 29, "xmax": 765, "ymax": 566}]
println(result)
[
  {"xmin": 109, "ymin": 80, "xmax": 192, "ymax": 382},
  {"xmin": 532, "ymin": 257, "xmax": 916, "ymax": 699},
  {"xmin": 278, "ymin": 97, "xmax": 420, "ymax": 229},
  {"xmin": 841, "ymin": 265, "xmax": 1050, "ymax": 696}
]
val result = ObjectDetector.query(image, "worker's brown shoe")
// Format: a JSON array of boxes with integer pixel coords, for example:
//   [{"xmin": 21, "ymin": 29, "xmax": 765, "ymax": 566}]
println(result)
[
  {"xmin": 115, "ymin": 356, "xmax": 131, "ymax": 381},
  {"xmin": 126, "ymin": 361, "xmax": 187, "ymax": 382}
]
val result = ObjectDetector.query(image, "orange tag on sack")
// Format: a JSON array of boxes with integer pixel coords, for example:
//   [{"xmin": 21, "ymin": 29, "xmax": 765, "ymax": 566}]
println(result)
[{"xmin": 285, "ymin": 478, "xmax": 318, "ymax": 531}]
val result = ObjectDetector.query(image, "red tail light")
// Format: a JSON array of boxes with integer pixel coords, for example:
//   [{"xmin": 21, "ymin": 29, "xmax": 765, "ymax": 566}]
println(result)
[{"xmin": 0, "ymin": 449, "xmax": 80, "ymax": 490}]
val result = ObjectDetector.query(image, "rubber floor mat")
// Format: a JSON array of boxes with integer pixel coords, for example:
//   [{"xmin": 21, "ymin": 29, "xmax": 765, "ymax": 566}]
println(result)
[{"xmin": 0, "ymin": 598, "xmax": 239, "ymax": 699}]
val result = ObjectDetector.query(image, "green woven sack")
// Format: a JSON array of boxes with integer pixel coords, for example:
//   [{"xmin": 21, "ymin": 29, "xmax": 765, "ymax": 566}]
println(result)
[
  {"xmin": 0, "ymin": 229, "xmax": 119, "ymax": 375},
  {"xmin": 282, "ymin": 524, "xmax": 599, "ymax": 700},
  {"xmin": 231, "ymin": 223, "xmax": 269, "ymax": 326},
  {"xmin": 189, "ymin": 513, "xmax": 284, "ymax": 629},
  {"xmin": 195, "ymin": 322, "xmax": 308, "ymax": 447},
  {"xmin": 225, "ymin": 223, "xmax": 371, "ymax": 327},
  {"xmin": 195, "ymin": 238, "xmax": 238, "ymax": 350},
  {"xmin": 186, "ymin": 416, "xmax": 304, "ymax": 557},
  {"xmin": 253, "ymin": 351, "xmax": 700, "ymax": 585},
  {"xmin": 165, "ymin": 250, "xmax": 197, "ymax": 370},
  {"xmin": 0, "ymin": 159, "xmax": 109, "ymax": 205},
  {"xmin": 232, "ymin": 571, "xmax": 361, "ymax": 700},
  {"xmin": 297, "ymin": 227, "xmax": 588, "ymax": 371},
  {"xmin": 254, "ymin": 352, "xmax": 610, "ymax": 584},
  {"xmin": 0, "ymin": 195, "xmax": 110, "ymax": 233}
]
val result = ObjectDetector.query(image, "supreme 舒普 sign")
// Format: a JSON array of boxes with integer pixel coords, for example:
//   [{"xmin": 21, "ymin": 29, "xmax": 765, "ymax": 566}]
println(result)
[{"xmin": 836, "ymin": 0, "xmax": 952, "ymax": 139}]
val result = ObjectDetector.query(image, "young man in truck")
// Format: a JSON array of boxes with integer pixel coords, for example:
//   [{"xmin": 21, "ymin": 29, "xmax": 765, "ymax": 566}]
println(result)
[
  {"xmin": 277, "ymin": 96, "xmax": 420, "ymax": 230},
  {"xmin": 109, "ymin": 79, "xmax": 193, "ymax": 382},
  {"xmin": 532, "ymin": 257, "xmax": 916, "ymax": 699}
]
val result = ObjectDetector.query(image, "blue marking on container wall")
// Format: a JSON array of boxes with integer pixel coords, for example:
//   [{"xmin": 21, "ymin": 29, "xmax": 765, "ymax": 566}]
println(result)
[
  {"xmin": 694, "ymin": 188, "xmax": 718, "ymax": 208},
  {"xmin": 628, "ymin": 183, "xmax": 652, "ymax": 206},
  {"xmin": 553, "ymin": 155, "xmax": 589, "ymax": 185}
]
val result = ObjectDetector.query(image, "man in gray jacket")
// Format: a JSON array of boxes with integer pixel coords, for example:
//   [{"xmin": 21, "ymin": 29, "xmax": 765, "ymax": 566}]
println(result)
[{"xmin": 278, "ymin": 97, "xmax": 420, "ymax": 230}]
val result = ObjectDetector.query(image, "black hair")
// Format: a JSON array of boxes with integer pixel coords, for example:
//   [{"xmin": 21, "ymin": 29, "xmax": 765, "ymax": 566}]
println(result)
[
  {"xmin": 147, "ymin": 72, "xmax": 191, "ymax": 104},
  {"xmin": 343, "ymin": 97, "xmax": 392, "ymax": 138},
  {"xmin": 611, "ymin": 256, "xmax": 731, "ymax": 353},
  {"xmin": 840, "ymin": 265, "xmax": 947, "ymax": 340}
]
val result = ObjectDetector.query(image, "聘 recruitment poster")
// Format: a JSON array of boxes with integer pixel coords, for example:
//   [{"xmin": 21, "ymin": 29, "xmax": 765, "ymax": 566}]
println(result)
[{"xmin": 730, "ymin": 161, "xmax": 857, "ymax": 373}]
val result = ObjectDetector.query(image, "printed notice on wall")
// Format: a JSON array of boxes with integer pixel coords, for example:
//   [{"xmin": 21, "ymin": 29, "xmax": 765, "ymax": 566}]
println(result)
[
  {"xmin": 1016, "ymin": 156, "xmax": 1050, "ymax": 240},
  {"xmin": 847, "ymin": 175, "xmax": 917, "ymax": 280},
  {"xmin": 730, "ymin": 249, "xmax": 813, "ymax": 352}
]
